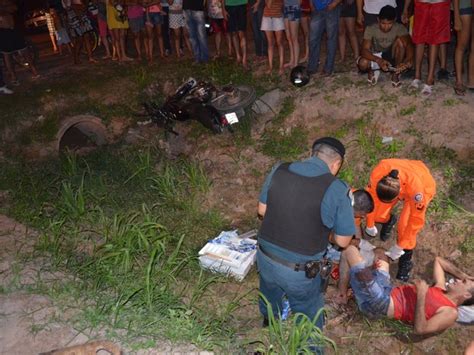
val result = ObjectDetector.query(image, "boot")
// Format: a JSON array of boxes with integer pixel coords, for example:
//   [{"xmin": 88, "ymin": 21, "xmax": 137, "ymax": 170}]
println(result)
[
  {"xmin": 396, "ymin": 249, "xmax": 414, "ymax": 282},
  {"xmin": 380, "ymin": 214, "xmax": 398, "ymax": 242}
]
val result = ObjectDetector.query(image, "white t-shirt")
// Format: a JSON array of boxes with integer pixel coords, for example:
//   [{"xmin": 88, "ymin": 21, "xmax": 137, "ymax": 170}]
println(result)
[{"xmin": 364, "ymin": 0, "xmax": 397, "ymax": 15}]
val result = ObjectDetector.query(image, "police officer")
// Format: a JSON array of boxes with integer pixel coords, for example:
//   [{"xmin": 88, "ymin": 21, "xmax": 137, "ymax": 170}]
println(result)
[{"xmin": 257, "ymin": 137, "xmax": 356, "ymax": 330}]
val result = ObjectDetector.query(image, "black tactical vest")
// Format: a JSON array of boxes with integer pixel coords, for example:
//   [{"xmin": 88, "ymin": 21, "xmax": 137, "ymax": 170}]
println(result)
[{"xmin": 259, "ymin": 163, "xmax": 336, "ymax": 256}]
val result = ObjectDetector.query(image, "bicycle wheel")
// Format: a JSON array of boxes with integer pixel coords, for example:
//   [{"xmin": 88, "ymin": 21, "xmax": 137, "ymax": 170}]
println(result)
[{"xmin": 211, "ymin": 85, "xmax": 256, "ymax": 114}]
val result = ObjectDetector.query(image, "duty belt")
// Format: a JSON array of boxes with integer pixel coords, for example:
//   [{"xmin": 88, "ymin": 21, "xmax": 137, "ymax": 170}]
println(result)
[{"xmin": 258, "ymin": 245, "xmax": 320, "ymax": 273}]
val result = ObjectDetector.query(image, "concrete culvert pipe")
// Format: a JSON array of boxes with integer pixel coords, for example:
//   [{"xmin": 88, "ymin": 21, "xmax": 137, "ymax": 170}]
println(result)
[{"xmin": 57, "ymin": 115, "xmax": 108, "ymax": 153}]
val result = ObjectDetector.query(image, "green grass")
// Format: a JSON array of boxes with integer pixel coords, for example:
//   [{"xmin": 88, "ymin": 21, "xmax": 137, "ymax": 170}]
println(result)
[{"xmin": 400, "ymin": 105, "xmax": 417, "ymax": 116}]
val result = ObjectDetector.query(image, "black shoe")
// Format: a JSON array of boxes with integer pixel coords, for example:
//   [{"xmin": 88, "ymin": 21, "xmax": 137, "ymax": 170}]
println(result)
[
  {"xmin": 380, "ymin": 214, "xmax": 398, "ymax": 241},
  {"xmin": 396, "ymin": 260, "xmax": 413, "ymax": 282},
  {"xmin": 437, "ymin": 68, "xmax": 450, "ymax": 81}
]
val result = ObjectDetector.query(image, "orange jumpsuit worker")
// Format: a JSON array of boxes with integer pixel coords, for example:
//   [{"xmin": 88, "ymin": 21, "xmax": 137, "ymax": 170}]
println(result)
[{"xmin": 365, "ymin": 159, "xmax": 436, "ymax": 282}]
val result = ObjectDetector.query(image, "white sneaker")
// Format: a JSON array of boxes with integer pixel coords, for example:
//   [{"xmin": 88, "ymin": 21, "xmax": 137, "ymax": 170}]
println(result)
[
  {"xmin": 410, "ymin": 79, "xmax": 422, "ymax": 89},
  {"xmin": 0, "ymin": 86, "xmax": 13, "ymax": 95}
]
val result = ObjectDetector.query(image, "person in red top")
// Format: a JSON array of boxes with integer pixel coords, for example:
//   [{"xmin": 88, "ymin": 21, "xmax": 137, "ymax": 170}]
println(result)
[
  {"xmin": 365, "ymin": 158, "xmax": 436, "ymax": 282},
  {"xmin": 336, "ymin": 245, "xmax": 474, "ymax": 335}
]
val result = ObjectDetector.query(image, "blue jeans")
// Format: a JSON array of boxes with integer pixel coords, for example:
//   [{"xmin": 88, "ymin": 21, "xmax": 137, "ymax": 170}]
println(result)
[
  {"xmin": 184, "ymin": 10, "xmax": 209, "ymax": 63},
  {"xmin": 307, "ymin": 6, "xmax": 341, "ymax": 74},
  {"xmin": 250, "ymin": 0, "xmax": 267, "ymax": 56},
  {"xmin": 350, "ymin": 263, "xmax": 393, "ymax": 319},
  {"xmin": 257, "ymin": 250, "xmax": 325, "ymax": 329}
]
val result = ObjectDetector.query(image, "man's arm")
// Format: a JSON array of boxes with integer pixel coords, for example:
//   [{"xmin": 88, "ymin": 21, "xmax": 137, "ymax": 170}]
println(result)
[
  {"xmin": 257, "ymin": 202, "xmax": 266, "ymax": 219},
  {"xmin": 433, "ymin": 256, "xmax": 474, "ymax": 288},
  {"xmin": 221, "ymin": 0, "xmax": 228, "ymax": 19},
  {"xmin": 397, "ymin": 34, "xmax": 414, "ymax": 71},
  {"xmin": 360, "ymin": 38, "xmax": 390, "ymax": 71},
  {"xmin": 402, "ymin": 0, "xmax": 412, "ymax": 24},
  {"xmin": 356, "ymin": 0, "xmax": 364, "ymax": 26},
  {"xmin": 413, "ymin": 280, "xmax": 458, "ymax": 335}
]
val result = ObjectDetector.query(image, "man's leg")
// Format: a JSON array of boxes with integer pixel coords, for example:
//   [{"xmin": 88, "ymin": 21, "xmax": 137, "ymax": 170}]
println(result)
[
  {"xmin": 414, "ymin": 43, "xmax": 424, "ymax": 81},
  {"xmin": 184, "ymin": 10, "xmax": 199, "ymax": 62},
  {"xmin": 195, "ymin": 11, "xmax": 209, "ymax": 62},
  {"xmin": 323, "ymin": 6, "xmax": 341, "ymax": 74},
  {"xmin": 162, "ymin": 6, "xmax": 172, "ymax": 54},
  {"xmin": 307, "ymin": 11, "xmax": 325, "ymax": 73},
  {"xmin": 256, "ymin": 251, "xmax": 285, "ymax": 322},
  {"xmin": 239, "ymin": 30, "xmax": 247, "ymax": 67},
  {"xmin": 336, "ymin": 245, "xmax": 365, "ymax": 304}
]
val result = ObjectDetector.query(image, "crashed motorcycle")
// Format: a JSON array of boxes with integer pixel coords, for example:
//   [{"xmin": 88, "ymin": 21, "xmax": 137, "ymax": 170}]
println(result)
[{"xmin": 143, "ymin": 78, "xmax": 256, "ymax": 135}]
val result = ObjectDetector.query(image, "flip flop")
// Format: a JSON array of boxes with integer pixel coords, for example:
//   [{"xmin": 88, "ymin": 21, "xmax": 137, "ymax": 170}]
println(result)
[
  {"xmin": 454, "ymin": 84, "xmax": 466, "ymax": 96},
  {"xmin": 421, "ymin": 84, "xmax": 432, "ymax": 97},
  {"xmin": 391, "ymin": 73, "xmax": 401, "ymax": 88}
]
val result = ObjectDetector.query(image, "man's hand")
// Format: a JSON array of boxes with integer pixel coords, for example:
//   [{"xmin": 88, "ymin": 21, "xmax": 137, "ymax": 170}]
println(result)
[
  {"xmin": 454, "ymin": 16, "xmax": 462, "ymax": 31},
  {"xmin": 356, "ymin": 13, "xmax": 364, "ymax": 27},
  {"xmin": 401, "ymin": 10, "xmax": 409, "ymax": 24},
  {"xmin": 385, "ymin": 244, "xmax": 405, "ymax": 260},
  {"xmin": 222, "ymin": 7, "xmax": 229, "ymax": 20},
  {"xmin": 395, "ymin": 62, "xmax": 411, "ymax": 74},
  {"xmin": 377, "ymin": 58, "xmax": 390, "ymax": 72},
  {"xmin": 252, "ymin": 1, "xmax": 259, "ymax": 12},
  {"xmin": 327, "ymin": 0, "xmax": 339, "ymax": 11},
  {"xmin": 414, "ymin": 279, "xmax": 429, "ymax": 294}
]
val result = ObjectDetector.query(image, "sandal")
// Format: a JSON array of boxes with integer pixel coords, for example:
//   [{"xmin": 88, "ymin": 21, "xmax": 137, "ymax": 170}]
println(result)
[
  {"xmin": 454, "ymin": 84, "xmax": 466, "ymax": 96},
  {"xmin": 421, "ymin": 84, "xmax": 433, "ymax": 97},
  {"xmin": 368, "ymin": 70, "xmax": 380, "ymax": 86},
  {"xmin": 391, "ymin": 73, "xmax": 401, "ymax": 88}
]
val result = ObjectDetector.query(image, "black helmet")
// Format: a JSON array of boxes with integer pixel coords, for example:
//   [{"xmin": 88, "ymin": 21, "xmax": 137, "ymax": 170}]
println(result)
[{"xmin": 290, "ymin": 66, "xmax": 310, "ymax": 87}]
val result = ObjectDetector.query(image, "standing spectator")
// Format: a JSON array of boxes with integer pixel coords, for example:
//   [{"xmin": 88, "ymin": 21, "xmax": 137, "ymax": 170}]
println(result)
[
  {"xmin": 356, "ymin": 0, "xmax": 397, "ymax": 27},
  {"xmin": 106, "ymin": 0, "xmax": 132, "ymax": 62},
  {"xmin": 51, "ymin": 7, "xmax": 73, "ymax": 55},
  {"xmin": 169, "ymin": 0, "xmax": 192, "ymax": 58},
  {"xmin": 183, "ymin": 0, "xmax": 209, "ymax": 63},
  {"xmin": 283, "ymin": 0, "xmax": 301, "ymax": 68},
  {"xmin": 208, "ymin": 0, "xmax": 233, "ymax": 58},
  {"xmin": 453, "ymin": 0, "xmax": 472, "ymax": 95},
  {"xmin": 338, "ymin": 0, "xmax": 359, "ymax": 62},
  {"xmin": 260, "ymin": 0, "xmax": 285, "ymax": 74},
  {"xmin": 250, "ymin": 0, "xmax": 267, "ymax": 61},
  {"xmin": 95, "ymin": 0, "xmax": 112, "ymax": 59},
  {"xmin": 45, "ymin": 7, "xmax": 59, "ymax": 52},
  {"xmin": 0, "ymin": 0, "xmax": 39, "ymax": 84},
  {"xmin": 63, "ymin": 0, "xmax": 98, "ymax": 64},
  {"xmin": 145, "ymin": 1, "xmax": 165, "ymax": 62},
  {"xmin": 299, "ymin": 0, "xmax": 311, "ymax": 62},
  {"xmin": 128, "ymin": 2, "xmax": 147, "ymax": 60},
  {"xmin": 161, "ymin": 0, "xmax": 173, "ymax": 55},
  {"xmin": 222, "ymin": 0, "xmax": 248, "ymax": 67},
  {"xmin": 402, "ymin": 0, "xmax": 450, "ymax": 97},
  {"xmin": 307, "ymin": 0, "xmax": 342, "ymax": 76}
]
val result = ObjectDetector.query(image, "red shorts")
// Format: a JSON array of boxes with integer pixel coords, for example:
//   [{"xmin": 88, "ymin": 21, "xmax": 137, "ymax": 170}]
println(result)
[
  {"xmin": 98, "ymin": 17, "xmax": 108, "ymax": 38},
  {"xmin": 210, "ymin": 18, "xmax": 228, "ymax": 33},
  {"xmin": 412, "ymin": 1, "xmax": 450, "ymax": 45}
]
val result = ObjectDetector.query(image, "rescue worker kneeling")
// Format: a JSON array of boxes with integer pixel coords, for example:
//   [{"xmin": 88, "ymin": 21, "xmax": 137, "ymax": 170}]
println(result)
[{"xmin": 365, "ymin": 159, "xmax": 436, "ymax": 282}]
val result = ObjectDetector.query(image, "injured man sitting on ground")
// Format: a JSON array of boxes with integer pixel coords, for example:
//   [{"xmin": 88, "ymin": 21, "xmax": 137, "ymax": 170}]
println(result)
[{"xmin": 335, "ymin": 245, "xmax": 474, "ymax": 335}]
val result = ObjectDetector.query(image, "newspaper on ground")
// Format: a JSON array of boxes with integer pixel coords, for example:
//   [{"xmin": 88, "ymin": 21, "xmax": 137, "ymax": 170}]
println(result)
[{"xmin": 198, "ymin": 230, "xmax": 257, "ymax": 281}]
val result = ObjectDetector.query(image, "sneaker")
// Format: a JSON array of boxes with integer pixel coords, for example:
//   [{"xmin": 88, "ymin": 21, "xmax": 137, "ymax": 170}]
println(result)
[
  {"xmin": 396, "ymin": 260, "xmax": 413, "ymax": 282},
  {"xmin": 0, "ymin": 86, "xmax": 13, "ymax": 95},
  {"xmin": 380, "ymin": 214, "xmax": 398, "ymax": 241},
  {"xmin": 437, "ymin": 68, "xmax": 450, "ymax": 81}
]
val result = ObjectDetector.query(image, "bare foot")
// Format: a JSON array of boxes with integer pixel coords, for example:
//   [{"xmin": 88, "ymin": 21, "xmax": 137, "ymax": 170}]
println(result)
[
  {"xmin": 121, "ymin": 56, "xmax": 133, "ymax": 62},
  {"xmin": 278, "ymin": 67, "xmax": 284, "ymax": 75},
  {"xmin": 265, "ymin": 67, "xmax": 273, "ymax": 75},
  {"xmin": 284, "ymin": 62, "xmax": 293, "ymax": 68},
  {"xmin": 102, "ymin": 55, "xmax": 111, "ymax": 59},
  {"xmin": 89, "ymin": 58, "xmax": 98, "ymax": 63}
]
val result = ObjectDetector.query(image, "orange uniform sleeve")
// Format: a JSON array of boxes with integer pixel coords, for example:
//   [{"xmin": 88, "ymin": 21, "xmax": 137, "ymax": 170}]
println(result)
[{"xmin": 365, "ymin": 161, "xmax": 391, "ymax": 228}]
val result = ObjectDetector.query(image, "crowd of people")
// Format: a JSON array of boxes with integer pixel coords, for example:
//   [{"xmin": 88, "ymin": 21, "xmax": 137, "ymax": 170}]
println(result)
[
  {"xmin": 1, "ymin": 0, "xmax": 474, "ymax": 95},
  {"xmin": 256, "ymin": 137, "xmax": 474, "ymax": 352}
]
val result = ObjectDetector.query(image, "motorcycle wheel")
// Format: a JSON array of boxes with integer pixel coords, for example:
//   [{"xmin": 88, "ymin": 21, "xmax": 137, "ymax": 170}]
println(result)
[{"xmin": 211, "ymin": 85, "xmax": 256, "ymax": 114}]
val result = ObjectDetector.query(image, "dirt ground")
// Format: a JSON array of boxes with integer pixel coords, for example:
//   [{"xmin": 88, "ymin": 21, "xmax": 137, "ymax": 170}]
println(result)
[{"xmin": 1, "ymin": 48, "xmax": 474, "ymax": 353}]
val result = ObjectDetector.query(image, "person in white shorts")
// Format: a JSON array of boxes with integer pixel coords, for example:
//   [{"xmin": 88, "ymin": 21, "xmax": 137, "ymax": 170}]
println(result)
[{"xmin": 259, "ymin": 0, "xmax": 285, "ymax": 74}]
